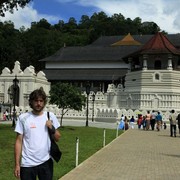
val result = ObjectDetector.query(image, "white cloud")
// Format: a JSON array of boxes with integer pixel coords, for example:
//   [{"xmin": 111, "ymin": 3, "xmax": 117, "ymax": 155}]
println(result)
[
  {"xmin": 84, "ymin": 0, "xmax": 180, "ymax": 33},
  {"xmin": 58, "ymin": 0, "xmax": 180, "ymax": 33},
  {"xmin": 0, "ymin": 3, "xmax": 60, "ymax": 29}
]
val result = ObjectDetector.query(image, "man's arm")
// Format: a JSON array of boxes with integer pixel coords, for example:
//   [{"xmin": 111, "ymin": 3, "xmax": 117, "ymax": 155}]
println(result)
[
  {"xmin": 54, "ymin": 129, "xmax": 61, "ymax": 142},
  {"xmin": 14, "ymin": 133, "xmax": 23, "ymax": 179},
  {"xmin": 46, "ymin": 120, "xmax": 61, "ymax": 142}
]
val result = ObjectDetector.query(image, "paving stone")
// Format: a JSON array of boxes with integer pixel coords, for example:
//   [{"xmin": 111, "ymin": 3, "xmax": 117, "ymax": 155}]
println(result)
[{"xmin": 60, "ymin": 128, "xmax": 180, "ymax": 180}]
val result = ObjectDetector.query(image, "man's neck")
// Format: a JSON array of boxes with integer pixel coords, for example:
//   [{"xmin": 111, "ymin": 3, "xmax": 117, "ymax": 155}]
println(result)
[{"xmin": 32, "ymin": 111, "xmax": 43, "ymax": 116}]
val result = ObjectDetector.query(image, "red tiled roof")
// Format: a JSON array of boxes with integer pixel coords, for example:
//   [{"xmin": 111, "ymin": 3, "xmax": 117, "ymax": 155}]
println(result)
[{"xmin": 138, "ymin": 32, "xmax": 180, "ymax": 54}]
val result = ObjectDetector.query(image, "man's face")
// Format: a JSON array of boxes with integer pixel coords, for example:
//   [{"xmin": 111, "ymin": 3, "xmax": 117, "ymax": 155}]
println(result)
[{"xmin": 31, "ymin": 97, "xmax": 45, "ymax": 113}]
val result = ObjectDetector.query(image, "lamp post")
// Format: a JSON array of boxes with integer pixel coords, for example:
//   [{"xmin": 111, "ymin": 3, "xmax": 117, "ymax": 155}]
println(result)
[
  {"xmin": 8, "ymin": 88, "xmax": 13, "ymax": 120},
  {"xmin": 92, "ymin": 93, "xmax": 95, "ymax": 122},
  {"xmin": 12, "ymin": 75, "xmax": 19, "ymax": 128},
  {"xmin": 85, "ymin": 82, "xmax": 90, "ymax": 127}
]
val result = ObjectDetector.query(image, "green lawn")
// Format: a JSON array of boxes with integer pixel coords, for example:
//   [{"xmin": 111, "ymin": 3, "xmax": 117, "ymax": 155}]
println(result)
[{"xmin": 0, "ymin": 124, "xmax": 123, "ymax": 180}]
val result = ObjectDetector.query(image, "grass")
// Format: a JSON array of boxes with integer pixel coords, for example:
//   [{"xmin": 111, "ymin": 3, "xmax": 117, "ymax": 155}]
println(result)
[{"xmin": 0, "ymin": 124, "xmax": 123, "ymax": 180}]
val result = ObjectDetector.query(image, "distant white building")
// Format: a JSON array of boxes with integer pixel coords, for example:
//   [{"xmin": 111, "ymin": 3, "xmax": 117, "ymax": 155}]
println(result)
[{"xmin": 0, "ymin": 61, "xmax": 50, "ymax": 115}]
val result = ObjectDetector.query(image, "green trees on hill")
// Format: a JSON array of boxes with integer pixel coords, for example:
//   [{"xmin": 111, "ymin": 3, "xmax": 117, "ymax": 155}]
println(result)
[{"xmin": 0, "ymin": 11, "xmax": 163, "ymax": 72}]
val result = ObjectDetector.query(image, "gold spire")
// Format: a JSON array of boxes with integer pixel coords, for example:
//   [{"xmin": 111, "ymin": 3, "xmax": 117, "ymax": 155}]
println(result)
[{"xmin": 111, "ymin": 33, "xmax": 141, "ymax": 46}]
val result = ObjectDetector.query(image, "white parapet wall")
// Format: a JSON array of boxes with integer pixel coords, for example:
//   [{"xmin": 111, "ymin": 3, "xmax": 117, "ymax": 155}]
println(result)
[{"xmin": 1, "ymin": 62, "xmax": 179, "ymax": 123}]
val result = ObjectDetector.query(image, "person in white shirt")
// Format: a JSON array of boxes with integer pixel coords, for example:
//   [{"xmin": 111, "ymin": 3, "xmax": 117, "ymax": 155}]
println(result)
[
  {"xmin": 169, "ymin": 109, "xmax": 177, "ymax": 137},
  {"xmin": 150, "ymin": 110, "xmax": 156, "ymax": 130},
  {"xmin": 5, "ymin": 110, "xmax": 9, "ymax": 120},
  {"xmin": 129, "ymin": 116, "xmax": 135, "ymax": 129},
  {"xmin": 14, "ymin": 87, "xmax": 61, "ymax": 180}
]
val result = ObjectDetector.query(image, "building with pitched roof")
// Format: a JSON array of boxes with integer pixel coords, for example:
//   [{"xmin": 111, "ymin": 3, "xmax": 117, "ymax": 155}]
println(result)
[
  {"xmin": 2, "ymin": 33, "xmax": 180, "ymax": 122},
  {"xmin": 40, "ymin": 33, "xmax": 180, "ymax": 95},
  {"xmin": 114, "ymin": 32, "xmax": 180, "ymax": 111}
]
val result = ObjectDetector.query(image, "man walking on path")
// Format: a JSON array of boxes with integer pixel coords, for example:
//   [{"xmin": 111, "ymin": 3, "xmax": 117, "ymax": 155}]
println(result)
[
  {"xmin": 150, "ymin": 110, "xmax": 156, "ymax": 130},
  {"xmin": 155, "ymin": 112, "xmax": 162, "ymax": 131},
  {"xmin": 145, "ymin": 111, "xmax": 151, "ymax": 130},
  {"xmin": 169, "ymin": 109, "xmax": 177, "ymax": 137}
]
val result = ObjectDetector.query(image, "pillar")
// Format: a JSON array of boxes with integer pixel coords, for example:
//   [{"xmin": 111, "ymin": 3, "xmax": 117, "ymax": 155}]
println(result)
[
  {"xmin": 167, "ymin": 54, "xmax": 173, "ymax": 70},
  {"xmin": 143, "ymin": 54, "xmax": 148, "ymax": 70},
  {"xmin": 128, "ymin": 57, "xmax": 132, "ymax": 73}
]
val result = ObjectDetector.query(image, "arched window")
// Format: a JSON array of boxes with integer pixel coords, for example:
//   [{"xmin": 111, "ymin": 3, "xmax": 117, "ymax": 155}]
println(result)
[
  {"xmin": 155, "ymin": 73, "xmax": 159, "ymax": 80},
  {"xmin": 153, "ymin": 72, "xmax": 161, "ymax": 82},
  {"xmin": 155, "ymin": 60, "xmax": 161, "ymax": 69}
]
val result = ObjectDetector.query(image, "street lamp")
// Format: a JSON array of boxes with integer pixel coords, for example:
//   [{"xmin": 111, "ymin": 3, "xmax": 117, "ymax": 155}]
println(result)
[
  {"xmin": 85, "ymin": 82, "xmax": 90, "ymax": 127},
  {"xmin": 8, "ymin": 88, "xmax": 13, "ymax": 120},
  {"xmin": 12, "ymin": 75, "xmax": 19, "ymax": 128},
  {"xmin": 92, "ymin": 93, "xmax": 95, "ymax": 122}
]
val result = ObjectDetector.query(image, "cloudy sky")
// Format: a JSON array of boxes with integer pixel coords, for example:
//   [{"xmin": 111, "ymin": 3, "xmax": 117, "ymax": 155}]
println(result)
[{"xmin": 0, "ymin": 0, "xmax": 180, "ymax": 34}]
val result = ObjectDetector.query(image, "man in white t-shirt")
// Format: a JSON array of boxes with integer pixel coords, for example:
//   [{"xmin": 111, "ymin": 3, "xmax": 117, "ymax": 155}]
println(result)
[
  {"xmin": 169, "ymin": 109, "xmax": 177, "ymax": 137},
  {"xmin": 150, "ymin": 110, "xmax": 156, "ymax": 130},
  {"xmin": 14, "ymin": 88, "xmax": 61, "ymax": 180}
]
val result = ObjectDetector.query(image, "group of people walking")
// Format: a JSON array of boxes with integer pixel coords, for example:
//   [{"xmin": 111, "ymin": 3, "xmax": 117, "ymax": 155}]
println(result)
[
  {"xmin": 118, "ymin": 111, "xmax": 164, "ymax": 131},
  {"xmin": 137, "ymin": 110, "xmax": 164, "ymax": 131},
  {"xmin": 119, "ymin": 110, "xmax": 180, "ymax": 137},
  {"xmin": 136, "ymin": 109, "xmax": 180, "ymax": 137}
]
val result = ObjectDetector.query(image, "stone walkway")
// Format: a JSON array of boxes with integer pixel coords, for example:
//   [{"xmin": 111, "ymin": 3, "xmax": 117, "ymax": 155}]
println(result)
[{"xmin": 60, "ymin": 127, "xmax": 180, "ymax": 180}]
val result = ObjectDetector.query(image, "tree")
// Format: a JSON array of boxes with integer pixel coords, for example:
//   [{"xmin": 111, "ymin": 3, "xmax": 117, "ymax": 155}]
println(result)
[
  {"xmin": 0, "ymin": 20, "xmax": 23, "ymax": 72},
  {"xmin": 111, "ymin": 13, "xmax": 126, "ymax": 35},
  {"xmin": 140, "ymin": 22, "xmax": 161, "ymax": 34},
  {"xmin": 0, "ymin": 0, "xmax": 32, "ymax": 16},
  {"xmin": 53, "ymin": 20, "xmax": 65, "ymax": 31},
  {"xmin": 0, "ymin": 11, "xmax": 166, "ymax": 72},
  {"xmin": 49, "ymin": 83, "xmax": 86, "ymax": 126},
  {"xmin": 79, "ymin": 15, "xmax": 91, "ymax": 29},
  {"xmin": 34, "ymin": 18, "xmax": 51, "ymax": 30},
  {"xmin": 19, "ymin": 18, "xmax": 64, "ymax": 71}
]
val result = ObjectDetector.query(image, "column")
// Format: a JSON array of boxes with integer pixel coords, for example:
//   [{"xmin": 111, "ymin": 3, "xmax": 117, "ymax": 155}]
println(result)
[
  {"xmin": 128, "ymin": 57, "xmax": 132, "ymax": 73},
  {"xmin": 167, "ymin": 54, "xmax": 173, "ymax": 70},
  {"xmin": 143, "ymin": 54, "xmax": 148, "ymax": 70}
]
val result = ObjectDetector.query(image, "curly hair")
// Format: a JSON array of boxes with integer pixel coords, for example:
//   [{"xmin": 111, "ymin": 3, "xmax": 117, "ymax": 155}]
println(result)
[{"xmin": 29, "ymin": 87, "xmax": 47, "ymax": 108}]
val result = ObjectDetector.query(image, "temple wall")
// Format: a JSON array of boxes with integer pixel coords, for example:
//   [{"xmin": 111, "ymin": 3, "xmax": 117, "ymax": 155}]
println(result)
[
  {"xmin": 0, "ymin": 61, "xmax": 50, "ymax": 116},
  {"xmin": 1, "ymin": 63, "xmax": 180, "ymax": 124}
]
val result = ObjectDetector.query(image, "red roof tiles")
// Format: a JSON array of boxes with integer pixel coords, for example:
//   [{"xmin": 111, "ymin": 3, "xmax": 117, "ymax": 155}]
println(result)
[{"xmin": 138, "ymin": 32, "xmax": 180, "ymax": 55}]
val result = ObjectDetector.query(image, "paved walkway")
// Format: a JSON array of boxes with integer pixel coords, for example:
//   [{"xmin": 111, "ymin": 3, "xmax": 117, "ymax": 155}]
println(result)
[{"xmin": 60, "ymin": 127, "xmax": 180, "ymax": 180}]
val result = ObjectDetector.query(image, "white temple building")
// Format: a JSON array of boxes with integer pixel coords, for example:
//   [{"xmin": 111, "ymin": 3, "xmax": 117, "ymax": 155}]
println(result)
[
  {"xmin": 1, "ymin": 33, "xmax": 180, "ymax": 123},
  {"xmin": 117, "ymin": 32, "xmax": 180, "ymax": 112},
  {"xmin": 62, "ymin": 32, "xmax": 180, "ymax": 121}
]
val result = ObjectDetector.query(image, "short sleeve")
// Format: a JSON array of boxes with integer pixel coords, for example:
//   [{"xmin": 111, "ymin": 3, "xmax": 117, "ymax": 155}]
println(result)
[
  {"xmin": 50, "ymin": 112, "xmax": 60, "ymax": 129},
  {"xmin": 15, "ymin": 116, "xmax": 24, "ymax": 134}
]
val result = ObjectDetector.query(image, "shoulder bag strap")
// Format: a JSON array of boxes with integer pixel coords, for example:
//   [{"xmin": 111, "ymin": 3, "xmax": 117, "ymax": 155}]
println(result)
[{"xmin": 47, "ymin": 112, "xmax": 53, "ymax": 141}]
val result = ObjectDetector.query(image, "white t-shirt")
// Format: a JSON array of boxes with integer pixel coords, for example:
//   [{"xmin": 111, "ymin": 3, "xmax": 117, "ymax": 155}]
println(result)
[
  {"xmin": 120, "ymin": 116, "xmax": 125, "ymax": 121},
  {"xmin": 15, "ymin": 111, "xmax": 60, "ymax": 167},
  {"xmin": 5, "ymin": 111, "xmax": 8, "ymax": 116},
  {"xmin": 151, "ymin": 112, "xmax": 156, "ymax": 120}
]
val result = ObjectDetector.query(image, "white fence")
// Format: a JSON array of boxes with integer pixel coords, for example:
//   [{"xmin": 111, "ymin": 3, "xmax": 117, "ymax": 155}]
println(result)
[{"xmin": 12, "ymin": 105, "xmax": 174, "ymax": 123}]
